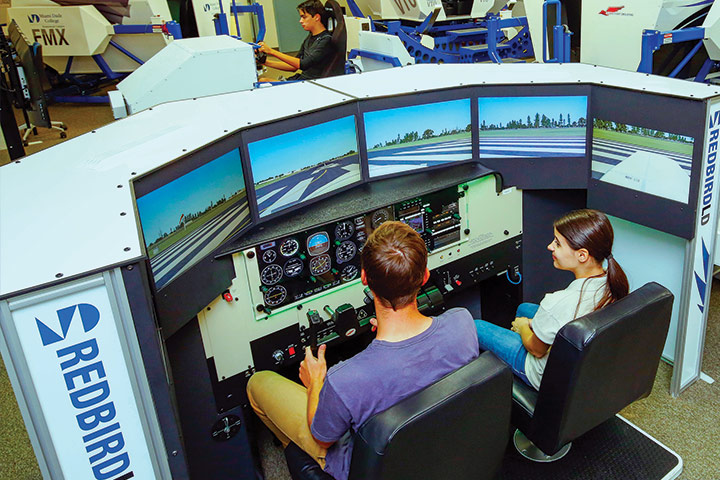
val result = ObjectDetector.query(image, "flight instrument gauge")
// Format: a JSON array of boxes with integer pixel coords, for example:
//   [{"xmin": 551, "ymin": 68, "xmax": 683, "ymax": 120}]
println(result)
[
  {"xmin": 260, "ymin": 264, "xmax": 283, "ymax": 285},
  {"xmin": 264, "ymin": 286, "xmax": 287, "ymax": 307},
  {"xmin": 334, "ymin": 221, "xmax": 355, "ymax": 241},
  {"xmin": 280, "ymin": 238, "xmax": 299, "ymax": 257},
  {"xmin": 307, "ymin": 232, "xmax": 330, "ymax": 256},
  {"xmin": 336, "ymin": 240, "xmax": 357, "ymax": 264},
  {"xmin": 284, "ymin": 258, "xmax": 304, "ymax": 277},
  {"xmin": 309, "ymin": 254, "xmax": 332, "ymax": 275},
  {"xmin": 371, "ymin": 209, "xmax": 390, "ymax": 229},
  {"xmin": 262, "ymin": 250, "xmax": 277, "ymax": 264},
  {"xmin": 341, "ymin": 264, "xmax": 358, "ymax": 282}
]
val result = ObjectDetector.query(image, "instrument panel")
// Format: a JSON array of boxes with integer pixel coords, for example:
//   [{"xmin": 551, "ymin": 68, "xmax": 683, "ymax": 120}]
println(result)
[
  {"xmin": 255, "ymin": 208, "xmax": 388, "ymax": 308},
  {"xmin": 200, "ymin": 175, "xmax": 523, "ymax": 411},
  {"xmin": 253, "ymin": 186, "xmax": 464, "ymax": 310}
]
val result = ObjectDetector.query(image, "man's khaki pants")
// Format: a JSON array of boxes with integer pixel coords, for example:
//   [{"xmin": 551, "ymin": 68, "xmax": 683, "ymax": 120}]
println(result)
[{"xmin": 247, "ymin": 370, "xmax": 327, "ymax": 467}]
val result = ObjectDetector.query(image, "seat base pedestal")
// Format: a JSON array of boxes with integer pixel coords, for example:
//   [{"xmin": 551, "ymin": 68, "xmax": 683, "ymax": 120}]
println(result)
[{"xmin": 513, "ymin": 429, "xmax": 571, "ymax": 462}]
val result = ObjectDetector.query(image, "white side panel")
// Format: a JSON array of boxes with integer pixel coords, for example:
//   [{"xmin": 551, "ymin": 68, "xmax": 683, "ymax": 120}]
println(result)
[
  {"xmin": 702, "ymin": 2, "xmax": 720, "ymax": 62},
  {"xmin": 674, "ymin": 99, "xmax": 720, "ymax": 394},
  {"xmin": 122, "ymin": 0, "xmax": 173, "ymax": 24},
  {"xmin": 355, "ymin": 30, "xmax": 414, "ymax": 71},
  {"xmin": 580, "ymin": 0, "xmax": 663, "ymax": 71},
  {"xmin": 117, "ymin": 36, "xmax": 256, "ymax": 114},
  {"xmin": 345, "ymin": 15, "xmax": 371, "ymax": 54},
  {"xmin": 608, "ymin": 216, "xmax": 687, "ymax": 362},
  {"xmin": 257, "ymin": 0, "xmax": 279, "ymax": 46},
  {"xmin": 2, "ymin": 274, "xmax": 167, "ymax": 479},
  {"xmin": 520, "ymin": 0, "xmax": 545, "ymax": 63}
]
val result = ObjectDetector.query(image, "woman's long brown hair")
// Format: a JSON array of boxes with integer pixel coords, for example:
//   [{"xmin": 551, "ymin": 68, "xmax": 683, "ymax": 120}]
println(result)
[{"xmin": 554, "ymin": 209, "xmax": 629, "ymax": 309}]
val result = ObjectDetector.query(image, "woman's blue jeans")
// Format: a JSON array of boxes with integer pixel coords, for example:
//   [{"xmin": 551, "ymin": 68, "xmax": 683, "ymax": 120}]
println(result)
[{"xmin": 474, "ymin": 302, "xmax": 539, "ymax": 387}]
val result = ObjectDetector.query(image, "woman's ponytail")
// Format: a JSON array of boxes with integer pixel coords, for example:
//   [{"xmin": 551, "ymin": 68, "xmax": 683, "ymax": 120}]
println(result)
[{"xmin": 599, "ymin": 254, "xmax": 629, "ymax": 309}]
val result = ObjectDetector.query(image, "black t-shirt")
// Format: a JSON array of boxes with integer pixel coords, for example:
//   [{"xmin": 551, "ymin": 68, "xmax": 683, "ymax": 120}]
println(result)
[{"xmin": 293, "ymin": 30, "xmax": 336, "ymax": 80}]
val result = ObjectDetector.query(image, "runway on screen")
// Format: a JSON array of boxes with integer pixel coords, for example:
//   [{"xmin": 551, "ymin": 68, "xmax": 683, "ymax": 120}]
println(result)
[
  {"xmin": 367, "ymin": 138, "xmax": 472, "ymax": 166},
  {"xmin": 478, "ymin": 134, "xmax": 586, "ymax": 158},
  {"xmin": 591, "ymin": 138, "xmax": 692, "ymax": 179},
  {"xmin": 150, "ymin": 199, "xmax": 250, "ymax": 289},
  {"xmin": 255, "ymin": 155, "xmax": 361, "ymax": 217}
]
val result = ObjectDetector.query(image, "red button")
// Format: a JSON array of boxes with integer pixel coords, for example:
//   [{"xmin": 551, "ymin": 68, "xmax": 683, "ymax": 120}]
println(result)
[
  {"xmin": 455, "ymin": 280, "xmax": 462, "ymax": 286},
  {"xmin": 288, "ymin": 346, "xmax": 295, "ymax": 356}
]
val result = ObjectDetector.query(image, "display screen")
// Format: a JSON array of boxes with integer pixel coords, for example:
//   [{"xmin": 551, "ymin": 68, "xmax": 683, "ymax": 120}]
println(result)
[
  {"xmin": 136, "ymin": 149, "xmax": 250, "ymax": 289},
  {"xmin": 248, "ymin": 116, "xmax": 361, "ymax": 218},
  {"xmin": 364, "ymin": 99, "xmax": 472, "ymax": 178},
  {"xmin": 307, "ymin": 232, "xmax": 330, "ymax": 256},
  {"xmin": 591, "ymin": 119, "xmax": 694, "ymax": 204},
  {"xmin": 404, "ymin": 212, "xmax": 425, "ymax": 233},
  {"xmin": 477, "ymin": 96, "xmax": 587, "ymax": 158}
]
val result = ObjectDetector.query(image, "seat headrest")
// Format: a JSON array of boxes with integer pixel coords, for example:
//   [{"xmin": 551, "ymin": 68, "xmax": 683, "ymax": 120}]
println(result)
[{"xmin": 324, "ymin": 0, "xmax": 343, "ymax": 32}]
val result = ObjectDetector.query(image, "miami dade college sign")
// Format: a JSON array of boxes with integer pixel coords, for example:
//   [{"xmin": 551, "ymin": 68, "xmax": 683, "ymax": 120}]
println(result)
[{"xmin": 4, "ymin": 274, "xmax": 159, "ymax": 479}]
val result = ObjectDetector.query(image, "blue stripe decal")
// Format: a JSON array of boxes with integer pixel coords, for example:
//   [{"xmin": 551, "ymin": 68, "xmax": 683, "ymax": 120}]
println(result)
[{"xmin": 683, "ymin": 0, "xmax": 713, "ymax": 7}]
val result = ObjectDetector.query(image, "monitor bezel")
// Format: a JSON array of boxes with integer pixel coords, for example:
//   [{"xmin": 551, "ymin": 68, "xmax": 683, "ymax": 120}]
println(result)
[
  {"xmin": 587, "ymin": 86, "xmax": 704, "ymax": 239},
  {"xmin": 358, "ymin": 87, "xmax": 479, "ymax": 182},
  {"xmin": 131, "ymin": 130, "xmax": 252, "ymax": 291},
  {"xmin": 240, "ymin": 102, "xmax": 364, "ymax": 225},
  {"xmin": 472, "ymin": 84, "xmax": 593, "ymax": 190}
]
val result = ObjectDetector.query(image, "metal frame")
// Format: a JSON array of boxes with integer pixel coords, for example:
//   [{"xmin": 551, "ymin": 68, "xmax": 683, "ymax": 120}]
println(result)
[
  {"xmin": 348, "ymin": 48, "xmax": 402, "ymax": 67},
  {"xmin": 382, "ymin": 14, "xmax": 534, "ymax": 65},
  {"xmin": 638, "ymin": 27, "xmax": 707, "ymax": 77},
  {"xmin": 671, "ymin": 98, "xmax": 720, "ymax": 396},
  {"xmin": 213, "ymin": 1, "xmax": 266, "ymax": 43},
  {"xmin": 542, "ymin": 0, "xmax": 572, "ymax": 63}
]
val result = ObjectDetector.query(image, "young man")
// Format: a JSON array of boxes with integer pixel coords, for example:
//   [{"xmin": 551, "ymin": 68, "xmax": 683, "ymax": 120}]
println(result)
[
  {"xmin": 247, "ymin": 221, "xmax": 479, "ymax": 480},
  {"xmin": 257, "ymin": 0, "xmax": 339, "ymax": 81}
]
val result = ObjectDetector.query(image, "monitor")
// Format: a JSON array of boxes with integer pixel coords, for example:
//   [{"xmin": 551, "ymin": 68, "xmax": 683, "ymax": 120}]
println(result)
[
  {"xmin": 591, "ymin": 119, "xmax": 694, "ymax": 204},
  {"xmin": 587, "ymin": 87, "xmax": 705, "ymax": 239},
  {"xmin": 477, "ymin": 95, "xmax": 587, "ymax": 159},
  {"xmin": 363, "ymin": 98, "xmax": 473, "ymax": 179},
  {"xmin": 245, "ymin": 112, "xmax": 362, "ymax": 220},
  {"xmin": 134, "ymin": 146, "xmax": 250, "ymax": 290},
  {"xmin": 472, "ymin": 86, "xmax": 592, "ymax": 189}
]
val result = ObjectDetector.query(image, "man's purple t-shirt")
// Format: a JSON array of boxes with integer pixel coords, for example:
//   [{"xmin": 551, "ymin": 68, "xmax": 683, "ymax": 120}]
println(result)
[{"xmin": 310, "ymin": 307, "xmax": 479, "ymax": 480}]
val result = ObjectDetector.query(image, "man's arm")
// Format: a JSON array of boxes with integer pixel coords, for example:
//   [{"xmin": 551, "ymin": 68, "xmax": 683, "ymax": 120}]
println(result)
[
  {"xmin": 299, "ymin": 344, "xmax": 334, "ymax": 449},
  {"xmin": 264, "ymin": 58, "xmax": 299, "ymax": 72},
  {"xmin": 512, "ymin": 317, "xmax": 550, "ymax": 358},
  {"xmin": 259, "ymin": 42, "xmax": 301, "ymax": 71}
]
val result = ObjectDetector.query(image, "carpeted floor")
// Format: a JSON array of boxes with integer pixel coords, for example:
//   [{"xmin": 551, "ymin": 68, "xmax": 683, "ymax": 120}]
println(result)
[
  {"xmin": 1, "ymin": 99, "xmax": 719, "ymax": 480},
  {"xmin": 620, "ymin": 279, "xmax": 720, "ymax": 480}
]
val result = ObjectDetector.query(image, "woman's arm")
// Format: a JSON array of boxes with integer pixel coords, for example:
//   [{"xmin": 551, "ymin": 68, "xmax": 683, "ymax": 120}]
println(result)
[{"xmin": 512, "ymin": 317, "xmax": 550, "ymax": 358}]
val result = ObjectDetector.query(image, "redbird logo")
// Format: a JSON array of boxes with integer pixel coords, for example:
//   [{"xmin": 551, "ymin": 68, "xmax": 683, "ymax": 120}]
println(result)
[{"xmin": 599, "ymin": 6, "xmax": 624, "ymax": 15}]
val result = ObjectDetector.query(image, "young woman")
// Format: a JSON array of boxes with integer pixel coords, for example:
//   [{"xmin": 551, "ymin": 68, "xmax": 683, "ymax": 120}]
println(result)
[{"xmin": 475, "ymin": 209, "xmax": 629, "ymax": 390}]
